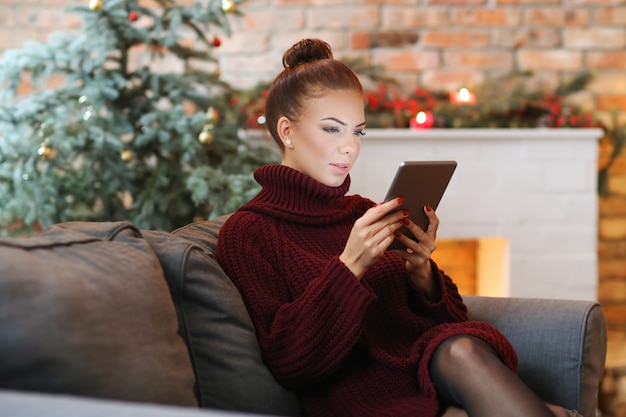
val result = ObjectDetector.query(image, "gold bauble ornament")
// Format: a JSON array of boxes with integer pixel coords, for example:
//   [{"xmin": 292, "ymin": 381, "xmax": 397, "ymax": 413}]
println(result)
[
  {"xmin": 89, "ymin": 0, "xmax": 103, "ymax": 11},
  {"xmin": 37, "ymin": 144, "xmax": 53, "ymax": 159},
  {"xmin": 199, "ymin": 130, "xmax": 213, "ymax": 144},
  {"xmin": 120, "ymin": 150, "xmax": 133, "ymax": 162},
  {"xmin": 221, "ymin": 0, "xmax": 237, "ymax": 13}
]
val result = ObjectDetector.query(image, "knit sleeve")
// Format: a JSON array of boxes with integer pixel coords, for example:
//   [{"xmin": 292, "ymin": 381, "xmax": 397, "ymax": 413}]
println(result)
[
  {"xmin": 216, "ymin": 213, "xmax": 377, "ymax": 389},
  {"xmin": 409, "ymin": 259, "xmax": 469, "ymax": 323}
]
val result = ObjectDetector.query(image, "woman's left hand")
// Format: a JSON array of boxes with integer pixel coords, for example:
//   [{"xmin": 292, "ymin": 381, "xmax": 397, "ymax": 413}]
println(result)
[{"xmin": 392, "ymin": 205, "xmax": 441, "ymax": 301}]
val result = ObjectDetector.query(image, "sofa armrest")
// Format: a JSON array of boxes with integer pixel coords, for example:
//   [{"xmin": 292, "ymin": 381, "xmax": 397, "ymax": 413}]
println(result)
[{"xmin": 464, "ymin": 295, "xmax": 607, "ymax": 417}]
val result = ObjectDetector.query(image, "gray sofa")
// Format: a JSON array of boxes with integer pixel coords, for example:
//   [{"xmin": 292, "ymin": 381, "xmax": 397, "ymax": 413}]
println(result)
[{"xmin": 0, "ymin": 215, "xmax": 607, "ymax": 417}]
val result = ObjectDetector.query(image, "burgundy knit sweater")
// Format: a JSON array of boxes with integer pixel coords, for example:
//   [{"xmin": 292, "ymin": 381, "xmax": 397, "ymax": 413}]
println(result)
[{"xmin": 216, "ymin": 164, "xmax": 517, "ymax": 417}]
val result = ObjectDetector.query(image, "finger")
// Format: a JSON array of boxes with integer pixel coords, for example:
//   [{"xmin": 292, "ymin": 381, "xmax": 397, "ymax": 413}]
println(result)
[
  {"xmin": 395, "ymin": 220, "xmax": 436, "ymax": 254},
  {"xmin": 374, "ymin": 220, "xmax": 405, "ymax": 250},
  {"xmin": 400, "ymin": 217, "xmax": 429, "ymax": 246},
  {"xmin": 392, "ymin": 243, "xmax": 429, "ymax": 264},
  {"xmin": 392, "ymin": 228, "xmax": 423, "ymax": 253},
  {"xmin": 373, "ymin": 197, "xmax": 405, "ymax": 216},
  {"xmin": 354, "ymin": 210, "xmax": 406, "ymax": 251},
  {"xmin": 424, "ymin": 205, "xmax": 439, "ymax": 236},
  {"xmin": 367, "ymin": 201, "xmax": 409, "ymax": 233},
  {"xmin": 361, "ymin": 199, "xmax": 402, "ymax": 226}
]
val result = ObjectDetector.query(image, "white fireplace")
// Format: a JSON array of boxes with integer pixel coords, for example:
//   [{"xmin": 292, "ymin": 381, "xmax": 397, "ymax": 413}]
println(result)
[{"xmin": 348, "ymin": 128, "xmax": 603, "ymax": 301}]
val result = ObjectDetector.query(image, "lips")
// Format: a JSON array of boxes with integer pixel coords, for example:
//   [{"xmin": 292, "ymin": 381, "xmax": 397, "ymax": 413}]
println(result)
[{"xmin": 330, "ymin": 162, "xmax": 350, "ymax": 175}]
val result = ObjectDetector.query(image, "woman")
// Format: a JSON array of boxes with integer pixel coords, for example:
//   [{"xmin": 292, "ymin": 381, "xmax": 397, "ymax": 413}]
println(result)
[{"xmin": 216, "ymin": 38, "xmax": 580, "ymax": 417}]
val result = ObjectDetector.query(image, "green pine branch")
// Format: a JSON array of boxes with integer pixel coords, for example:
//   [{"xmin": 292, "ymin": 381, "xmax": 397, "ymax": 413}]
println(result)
[{"xmin": 0, "ymin": 0, "xmax": 278, "ymax": 236}]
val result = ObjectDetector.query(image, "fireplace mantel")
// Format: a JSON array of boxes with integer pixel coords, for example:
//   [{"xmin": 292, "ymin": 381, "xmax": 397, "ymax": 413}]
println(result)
[
  {"xmin": 359, "ymin": 127, "xmax": 604, "ymax": 142},
  {"xmin": 349, "ymin": 128, "xmax": 604, "ymax": 301}
]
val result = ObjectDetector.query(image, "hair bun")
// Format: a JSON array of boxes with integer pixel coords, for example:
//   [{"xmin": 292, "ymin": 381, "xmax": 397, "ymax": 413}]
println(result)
[{"xmin": 282, "ymin": 38, "xmax": 333, "ymax": 69}]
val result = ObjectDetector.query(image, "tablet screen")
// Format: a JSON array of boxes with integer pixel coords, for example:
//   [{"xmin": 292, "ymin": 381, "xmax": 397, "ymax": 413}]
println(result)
[{"xmin": 384, "ymin": 160, "xmax": 457, "ymax": 250}]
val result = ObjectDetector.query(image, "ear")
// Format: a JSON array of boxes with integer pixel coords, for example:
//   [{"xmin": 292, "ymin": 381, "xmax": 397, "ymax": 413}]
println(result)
[{"xmin": 277, "ymin": 116, "xmax": 293, "ymax": 148}]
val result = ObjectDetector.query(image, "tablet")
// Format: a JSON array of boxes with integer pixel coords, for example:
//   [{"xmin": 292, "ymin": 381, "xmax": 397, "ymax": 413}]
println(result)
[{"xmin": 384, "ymin": 160, "xmax": 457, "ymax": 250}]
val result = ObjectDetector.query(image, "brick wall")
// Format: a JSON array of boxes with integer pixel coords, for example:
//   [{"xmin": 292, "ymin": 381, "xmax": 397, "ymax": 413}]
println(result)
[
  {"xmin": 212, "ymin": 0, "xmax": 626, "ymax": 126},
  {"xmin": 2, "ymin": 0, "xmax": 625, "ymax": 116},
  {"xmin": 2, "ymin": 1, "xmax": 625, "ymax": 107},
  {"xmin": 598, "ymin": 136, "xmax": 626, "ymax": 358}
]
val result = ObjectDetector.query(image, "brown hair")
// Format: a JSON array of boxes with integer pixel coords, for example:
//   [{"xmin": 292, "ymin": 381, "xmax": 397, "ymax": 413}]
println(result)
[{"xmin": 264, "ymin": 39, "xmax": 363, "ymax": 149}]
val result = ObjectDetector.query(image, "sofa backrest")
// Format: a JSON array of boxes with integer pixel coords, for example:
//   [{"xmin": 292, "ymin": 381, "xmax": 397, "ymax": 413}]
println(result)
[{"xmin": 148, "ymin": 215, "xmax": 301, "ymax": 416}]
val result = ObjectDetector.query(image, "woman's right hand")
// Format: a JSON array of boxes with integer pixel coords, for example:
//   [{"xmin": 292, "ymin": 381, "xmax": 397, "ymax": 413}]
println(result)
[{"xmin": 339, "ymin": 197, "xmax": 408, "ymax": 279}]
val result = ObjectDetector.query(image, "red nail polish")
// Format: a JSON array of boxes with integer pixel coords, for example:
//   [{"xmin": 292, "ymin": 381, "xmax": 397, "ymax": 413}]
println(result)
[
  {"xmin": 394, "ymin": 231, "xmax": 401, "ymax": 238},
  {"xmin": 403, "ymin": 218, "xmax": 410, "ymax": 225},
  {"xmin": 397, "ymin": 197, "xmax": 404, "ymax": 205},
  {"xmin": 425, "ymin": 205, "xmax": 432, "ymax": 212},
  {"xmin": 402, "ymin": 210, "xmax": 410, "ymax": 216}
]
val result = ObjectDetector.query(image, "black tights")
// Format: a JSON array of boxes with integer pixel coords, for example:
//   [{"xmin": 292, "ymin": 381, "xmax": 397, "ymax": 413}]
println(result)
[{"xmin": 430, "ymin": 336, "xmax": 558, "ymax": 417}]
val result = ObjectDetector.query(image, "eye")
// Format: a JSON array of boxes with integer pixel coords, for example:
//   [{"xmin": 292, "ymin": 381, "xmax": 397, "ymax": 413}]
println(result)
[
  {"xmin": 354, "ymin": 129, "xmax": 366, "ymax": 137},
  {"xmin": 323, "ymin": 126, "xmax": 340, "ymax": 133}
]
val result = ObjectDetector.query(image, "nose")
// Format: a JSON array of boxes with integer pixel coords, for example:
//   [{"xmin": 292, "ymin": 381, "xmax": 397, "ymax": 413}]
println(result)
[
  {"xmin": 339, "ymin": 133, "xmax": 359, "ymax": 155},
  {"xmin": 339, "ymin": 141, "xmax": 355, "ymax": 155}
]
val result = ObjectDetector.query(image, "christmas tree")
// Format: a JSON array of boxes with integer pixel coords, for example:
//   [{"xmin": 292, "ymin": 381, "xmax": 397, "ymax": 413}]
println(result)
[{"xmin": 0, "ymin": 0, "xmax": 278, "ymax": 236}]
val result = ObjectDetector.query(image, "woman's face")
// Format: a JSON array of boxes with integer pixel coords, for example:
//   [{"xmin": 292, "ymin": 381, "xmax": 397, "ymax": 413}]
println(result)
[{"xmin": 279, "ymin": 89, "xmax": 366, "ymax": 187}]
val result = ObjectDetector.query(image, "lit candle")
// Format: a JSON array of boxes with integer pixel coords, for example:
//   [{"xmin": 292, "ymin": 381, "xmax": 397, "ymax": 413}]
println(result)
[
  {"xmin": 449, "ymin": 87, "xmax": 476, "ymax": 104},
  {"xmin": 410, "ymin": 111, "xmax": 434, "ymax": 129}
]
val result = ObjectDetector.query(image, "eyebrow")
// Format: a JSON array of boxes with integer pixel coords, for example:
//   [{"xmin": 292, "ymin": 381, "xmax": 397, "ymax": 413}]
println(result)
[{"xmin": 321, "ymin": 117, "xmax": 367, "ymax": 128}]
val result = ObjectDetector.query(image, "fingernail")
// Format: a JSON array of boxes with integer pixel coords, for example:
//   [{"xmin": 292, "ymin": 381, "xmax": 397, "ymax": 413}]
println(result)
[
  {"xmin": 394, "ymin": 231, "xmax": 401, "ymax": 238},
  {"xmin": 397, "ymin": 197, "xmax": 404, "ymax": 205},
  {"xmin": 425, "ymin": 205, "xmax": 432, "ymax": 212},
  {"xmin": 402, "ymin": 210, "xmax": 410, "ymax": 216},
  {"xmin": 403, "ymin": 218, "xmax": 410, "ymax": 225}
]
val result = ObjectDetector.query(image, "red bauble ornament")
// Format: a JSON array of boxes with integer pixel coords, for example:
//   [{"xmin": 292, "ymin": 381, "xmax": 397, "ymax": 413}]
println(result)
[
  {"xmin": 213, "ymin": 37, "xmax": 221, "ymax": 47},
  {"xmin": 129, "ymin": 11, "xmax": 138, "ymax": 21}
]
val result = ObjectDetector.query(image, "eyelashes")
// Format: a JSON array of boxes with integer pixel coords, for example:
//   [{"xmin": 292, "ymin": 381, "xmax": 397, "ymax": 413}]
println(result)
[{"xmin": 323, "ymin": 126, "xmax": 366, "ymax": 137}]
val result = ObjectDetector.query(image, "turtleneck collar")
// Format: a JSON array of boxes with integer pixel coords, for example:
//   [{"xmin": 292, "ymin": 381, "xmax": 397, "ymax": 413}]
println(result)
[{"xmin": 242, "ymin": 164, "xmax": 355, "ymax": 223}]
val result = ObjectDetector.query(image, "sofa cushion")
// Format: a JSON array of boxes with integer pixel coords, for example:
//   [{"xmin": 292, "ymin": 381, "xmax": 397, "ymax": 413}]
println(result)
[
  {"xmin": 150, "ymin": 215, "xmax": 300, "ymax": 416},
  {"xmin": 0, "ymin": 221, "xmax": 198, "ymax": 407}
]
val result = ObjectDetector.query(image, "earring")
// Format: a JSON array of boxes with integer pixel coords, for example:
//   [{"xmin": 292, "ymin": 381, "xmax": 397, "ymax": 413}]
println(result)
[{"xmin": 285, "ymin": 139, "xmax": 292, "ymax": 146}]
